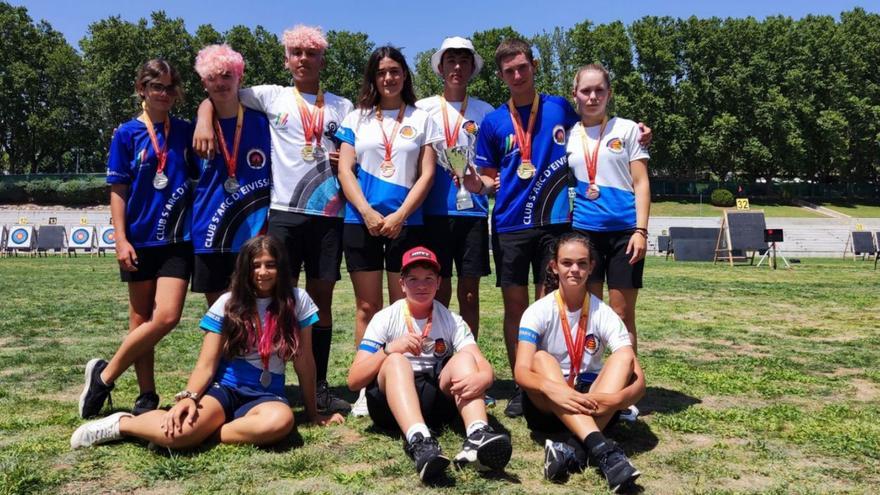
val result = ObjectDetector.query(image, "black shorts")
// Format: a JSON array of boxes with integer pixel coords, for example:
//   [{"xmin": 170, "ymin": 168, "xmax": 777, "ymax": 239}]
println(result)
[
  {"xmin": 423, "ymin": 215, "xmax": 491, "ymax": 278},
  {"xmin": 492, "ymin": 224, "xmax": 570, "ymax": 287},
  {"xmin": 343, "ymin": 224, "xmax": 424, "ymax": 273},
  {"xmin": 522, "ymin": 374, "xmax": 620, "ymax": 433},
  {"xmin": 191, "ymin": 252, "xmax": 237, "ymax": 293},
  {"xmin": 120, "ymin": 242, "xmax": 193, "ymax": 282},
  {"xmin": 203, "ymin": 381, "xmax": 289, "ymax": 422},
  {"xmin": 267, "ymin": 211, "xmax": 343, "ymax": 282},
  {"xmin": 575, "ymin": 229, "xmax": 644, "ymax": 290},
  {"xmin": 366, "ymin": 358, "xmax": 457, "ymax": 430}
]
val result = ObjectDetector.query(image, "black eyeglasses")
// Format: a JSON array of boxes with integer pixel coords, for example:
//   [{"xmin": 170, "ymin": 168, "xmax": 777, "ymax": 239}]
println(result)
[{"xmin": 147, "ymin": 82, "xmax": 177, "ymax": 95}]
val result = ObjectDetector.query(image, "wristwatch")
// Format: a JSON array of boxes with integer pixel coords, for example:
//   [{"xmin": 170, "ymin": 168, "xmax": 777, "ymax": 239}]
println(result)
[{"xmin": 174, "ymin": 390, "xmax": 199, "ymax": 402}]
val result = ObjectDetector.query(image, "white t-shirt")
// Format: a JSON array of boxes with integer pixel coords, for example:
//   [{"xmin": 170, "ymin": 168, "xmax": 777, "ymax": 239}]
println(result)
[
  {"xmin": 199, "ymin": 288, "xmax": 319, "ymax": 394},
  {"xmin": 239, "ymin": 85, "xmax": 354, "ymax": 217},
  {"xmin": 518, "ymin": 291, "xmax": 631, "ymax": 379},
  {"xmin": 358, "ymin": 299, "xmax": 476, "ymax": 374},
  {"xmin": 336, "ymin": 105, "xmax": 443, "ymax": 225},
  {"xmin": 567, "ymin": 117, "xmax": 649, "ymax": 232},
  {"xmin": 415, "ymin": 95, "xmax": 494, "ymax": 217}
]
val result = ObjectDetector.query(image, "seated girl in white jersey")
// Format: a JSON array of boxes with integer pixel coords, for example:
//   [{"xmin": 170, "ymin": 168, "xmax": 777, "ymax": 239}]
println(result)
[
  {"xmin": 347, "ymin": 246, "xmax": 512, "ymax": 481},
  {"xmin": 71, "ymin": 236, "xmax": 343, "ymax": 451},
  {"xmin": 514, "ymin": 232, "xmax": 645, "ymax": 492}
]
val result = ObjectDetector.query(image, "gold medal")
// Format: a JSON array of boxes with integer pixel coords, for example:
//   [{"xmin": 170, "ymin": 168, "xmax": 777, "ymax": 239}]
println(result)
[
  {"xmin": 301, "ymin": 144, "xmax": 315, "ymax": 162},
  {"xmin": 380, "ymin": 160, "xmax": 395, "ymax": 178},
  {"xmin": 517, "ymin": 161, "xmax": 536, "ymax": 180}
]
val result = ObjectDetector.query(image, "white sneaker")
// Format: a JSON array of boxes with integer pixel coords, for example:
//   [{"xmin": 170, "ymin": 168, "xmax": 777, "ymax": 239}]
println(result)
[
  {"xmin": 70, "ymin": 412, "xmax": 131, "ymax": 449},
  {"xmin": 619, "ymin": 405, "xmax": 640, "ymax": 423},
  {"xmin": 351, "ymin": 388, "xmax": 369, "ymax": 417}
]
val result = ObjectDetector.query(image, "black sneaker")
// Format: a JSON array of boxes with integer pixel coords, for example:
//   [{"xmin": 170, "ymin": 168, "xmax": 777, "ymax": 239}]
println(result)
[
  {"xmin": 453, "ymin": 425, "xmax": 512, "ymax": 471},
  {"xmin": 132, "ymin": 391, "xmax": 159, "ymax": 416},
  {"xmin": 316, "ymin": 380, "xmax": 351, "ymax": 414},
  {"xmin": 543, "ymin": 438, "xmax": 587, "ymax": 482},
  {"xmin": 504, "ymin": 387, "xmax": 523, "ymax": 418},
  {"xmin": 78, "ymin": 358, "xmax": 114, "ymax": 418},
  {"xmin": 589, "ymin": 440, "xmax": 641, "ymax": 493},
  {"xmin": 404, "ymin": 433, "xmax": 450, "ymax": 482}
]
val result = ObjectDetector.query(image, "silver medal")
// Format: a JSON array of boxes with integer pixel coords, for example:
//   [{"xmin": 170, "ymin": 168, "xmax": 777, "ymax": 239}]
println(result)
[
  {"xmin": 224, "ymin": 177, "xmax": 240, "ymax": 194},
  {"xmin": 260, "ymin": 370, "xmax": 271, "ymax": 388},
  {"xmin": 421, "ymin": 338, "xmax": 435, "ymax": 354},
  {"xmin": 152, "ymin": 172, "xmax": 168, "ymax": 190},
  {"xmin": 312, "ymin": 145, "xmax": 326, "ymax": 162}
]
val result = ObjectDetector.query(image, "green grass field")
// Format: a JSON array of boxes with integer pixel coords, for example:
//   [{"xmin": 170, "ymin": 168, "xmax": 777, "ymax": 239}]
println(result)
[
  {"xmin": 1, "ymin": 256, "xmax": 879, "ymax": 494},
  {"xmin": 820, "ymin": 202, "xmax": 880, "ymax": 219},
  {"xmin": 651, "ymin": 200, "xmax": 826, "ymax": 218}
]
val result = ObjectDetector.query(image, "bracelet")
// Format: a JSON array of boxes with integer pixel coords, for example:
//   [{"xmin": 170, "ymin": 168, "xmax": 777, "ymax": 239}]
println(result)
[
  {"xmin": 633, "ymin": 228, "xmax": 648, "ymax": 238},
  {"xmin": 174, "ymin": 390, "xmax": 199, "ymax": 402}
]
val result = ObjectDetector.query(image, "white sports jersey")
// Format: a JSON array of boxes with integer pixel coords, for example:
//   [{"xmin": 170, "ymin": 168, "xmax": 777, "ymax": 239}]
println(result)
[
  {"xmin": 567, "ymin": 117, "xmax": 649, "ymax": 232},
  {"xmin": 239, "ymin": 85, "xmax": 354, "ymax": 217},
  {"xmin": 336, "ymin": 106, "xmax": 443, "ymax": 225},
  {"xmin": 415, "ymin": 95, "xmax": 494, "ymax": 217},
  {"xmin": 358, "ymin": 299, "xmax": 476, "ymax": 374},
  {"xmin": 518, "ymin": 291, "xmax": 631, "ymax": 378}
]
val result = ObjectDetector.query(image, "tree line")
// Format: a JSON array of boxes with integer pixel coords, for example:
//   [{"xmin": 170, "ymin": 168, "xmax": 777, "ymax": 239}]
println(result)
[{"xmin": 1, "ymin": 3, "xmax": 878, "ymax": 186}]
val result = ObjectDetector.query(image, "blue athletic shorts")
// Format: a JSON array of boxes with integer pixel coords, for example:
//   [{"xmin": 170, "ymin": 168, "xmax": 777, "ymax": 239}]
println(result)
[{"xmin": 203, "ymin": 381, "xmax": 289, "ymax": 422}]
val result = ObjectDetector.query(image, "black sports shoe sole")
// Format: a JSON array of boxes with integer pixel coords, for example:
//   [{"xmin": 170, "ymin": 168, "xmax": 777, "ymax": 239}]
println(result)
[
  {"xmin": 79, "ymin": 358, "xmax": 104, "ymax": 418},
  {"xmin": 610, "ymin": 468, "xmax": 641, "ymax": 493},
  {"xmin": 132, "ymin": 394, "xmax": 159, "ymax": 416},
  {"xmin": 477, "ymin": 435, "xmax": 512, "ymax": 471},
  {"xmin": 419, "ymin": 455, "xmax": 450, "ymax": 481}
]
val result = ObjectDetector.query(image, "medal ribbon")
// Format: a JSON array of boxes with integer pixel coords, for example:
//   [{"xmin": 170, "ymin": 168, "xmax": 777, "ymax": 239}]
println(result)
[
  {"xmin": 554, "ymin": 289, "xmax": 590, "ymax": 387},
  {"xmin": 506, "ymin": 94, "xmax": 539, "ymax": 164},
  {"xmin": 212, "ymin": 104, "xmax": 244, "ymax": 180},
  {"xmin": 252, "ymin": 308, "xmax": 278, "ymax": 377},
  {"xmin": 402, "ymin": 301, "xmax": 433, "ymax": 341},
  {"xmin": 376, "ymin": 104, "xmax": 406, "ymax": 161},
  {"xmin": 440, "ymin": 95, "xmax": 468, "ymax": 148},
  {"xmin": 141, "ymin": 101, "xmax": 170, "ymax": 175},
  {"xmin": 293, "ymin": 87, "xmax": 325, "ymax": 146},
  {"xmin": 578, "ymin": 116, "xmax": 608, "ymax": 186}
]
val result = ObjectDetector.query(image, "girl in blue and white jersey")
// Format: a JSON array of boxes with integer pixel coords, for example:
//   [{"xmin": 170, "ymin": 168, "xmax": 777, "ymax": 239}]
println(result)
[
  {"xmin": 71, "ymin": 235, "xmax": 343, "ymax": 451},
  {"xmin": 78, "ymin": 59, "xmax": 196, "ymax": 419},
  {"xmin": 566, "ymin": 64, "xmax": 651, "ymax": 354},
  {"xmin": 336, "ymin": 46, "xmax": 442, "ymax": 415}
]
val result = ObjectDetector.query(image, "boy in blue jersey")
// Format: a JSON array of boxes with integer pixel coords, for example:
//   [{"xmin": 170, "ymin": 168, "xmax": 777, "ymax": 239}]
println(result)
[
  {"xmin": 191, "ymin": 44, "xmax": 271, "ymax": 305},
  {"xmin": 471, "ymin": 39, "xmax": 651, "ymax": 417}
]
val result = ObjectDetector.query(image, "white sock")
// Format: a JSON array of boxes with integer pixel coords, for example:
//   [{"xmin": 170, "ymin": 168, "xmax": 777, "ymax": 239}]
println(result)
[
  {"xmin": 466, "ymin": 420, "xmax": 488, "ymax": 437},
  {"xmin": 358, "ymin": 388, "xmax": 366, "ymax": 400},
  {"xmin": 405, "ymin": 423, "xmax": 431, "ymax": 443}
]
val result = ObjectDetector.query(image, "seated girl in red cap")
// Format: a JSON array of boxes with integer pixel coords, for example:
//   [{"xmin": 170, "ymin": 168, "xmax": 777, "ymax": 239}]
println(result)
[{"xmin": 347, "ymin": 246, "xmax": 511, "ymax": 482}]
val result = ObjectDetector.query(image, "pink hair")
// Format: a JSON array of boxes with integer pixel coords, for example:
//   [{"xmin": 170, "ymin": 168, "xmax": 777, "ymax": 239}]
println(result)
[
  {"xmin": 282, "ymin": 25, "xmax": 328, "ymax": 52},
  {"xmin": 194, "ymin": 44, "xmax": 245, "ymax": 80}
]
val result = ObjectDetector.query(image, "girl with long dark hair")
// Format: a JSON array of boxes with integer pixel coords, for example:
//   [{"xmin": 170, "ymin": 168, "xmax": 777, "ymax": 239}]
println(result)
[
  {"xmin": 71, "ymin": 236, "xmax": 343, "ymax": 451},
  {"xmin": 335, "ymin": 45, "xmax": 442, "ymax": 415}
]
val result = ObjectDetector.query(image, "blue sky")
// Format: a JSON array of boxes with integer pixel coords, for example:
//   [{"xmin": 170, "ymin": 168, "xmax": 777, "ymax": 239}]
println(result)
[{"xmin": 11, "ymin": 0, "xmax": 879, "ymax": 59}]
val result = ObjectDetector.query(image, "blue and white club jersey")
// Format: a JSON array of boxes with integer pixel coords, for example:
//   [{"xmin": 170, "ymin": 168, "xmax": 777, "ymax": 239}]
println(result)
[
  {"xmin": 474, "ymin": 94, "xmax": 579, "ymax": 234},
  {"xmin": 567, "ymin": 117, "xmax": 649, "ymax": 232},
  {"xmin": 518, "ymin": 291, "xmax": 631, "ymax": 379},
  {"xmin": 239, "ymin": 85, "xmax": 353, "ymax": 217},
  {"xmin": 416, "ymin": 95, "xmax": 494, "ymax": 218},
  {"xmin": 192, "ymin": 108, "xmax": 272, "ymax": 254},
  {"xmin": 358, "ymin": 299, "xmax": 476, "ymax": 375},
  {"xmin": 336, "ymin": 106, "xmax": 443, "ymax": 226},
  {"xmin": 199, "ymin": 289, "xmax": 319, "ymax": 396},
  {"xmin": 106, "ymin": 117, "xmax": 196, "ymax": 248}
]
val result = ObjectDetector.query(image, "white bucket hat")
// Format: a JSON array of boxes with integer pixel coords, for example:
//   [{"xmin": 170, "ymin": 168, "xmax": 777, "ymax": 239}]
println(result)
[{"xmin": 431, "ymin": 36, "xmax": 484, "ymax": 81}]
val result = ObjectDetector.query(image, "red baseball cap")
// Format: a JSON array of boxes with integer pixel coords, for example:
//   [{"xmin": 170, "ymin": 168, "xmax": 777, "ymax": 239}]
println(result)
[{"xmin": 401, "ymin": 246, "xmax": 441, "ymax": 273}]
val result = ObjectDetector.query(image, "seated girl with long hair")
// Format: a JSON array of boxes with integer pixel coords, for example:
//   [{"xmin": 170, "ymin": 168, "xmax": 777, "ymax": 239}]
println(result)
[{"xmin": 71, "ymin": 235, "xmax": 343, "ymax": 450}]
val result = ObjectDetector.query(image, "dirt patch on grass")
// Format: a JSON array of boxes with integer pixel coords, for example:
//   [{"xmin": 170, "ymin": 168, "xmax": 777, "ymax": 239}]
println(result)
[{"xmin": 850, "ymin": 378, "xmax": 880, "ymax": 402}]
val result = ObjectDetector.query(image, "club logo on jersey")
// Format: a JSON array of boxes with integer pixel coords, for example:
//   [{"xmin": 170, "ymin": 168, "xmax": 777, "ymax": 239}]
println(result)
[
  {"xmin": 273, "ymin": 112, "xmax": 289, "ymax": 128},
  {"xmin": 136, "ymin": 148, "xmax": 148, "ymax": 168},
  {"xmin": 399, "ymin": 125, "xmax": 417, "ymax": 140},
  {"xmin": 553, "ymin": 125, "xmax": 566, "ymax": 145},
  {"xmin": 325, "ymin": 121, "xmax": 341, "ymax": 145},
  {"xmin": 584, "ymin": 334, "xmax": 599, "ymax": 355},
  {"xmin": 462, "ymin": 120, "xmax": 478, "ymax": 135},
  {"xmin": 606, "ymin": 138, "xmax": 624, "ymax": 153},
  {"xmin": 503, "ymin": 134, "xmax": 516, "ymax": 154},
  {"xmin": 433, "ymin": 338, "xmax": 448, "ymax": 357},
  {"xmin": 247, "ymin": 149, "xmax": 267, "ymax": 169}
]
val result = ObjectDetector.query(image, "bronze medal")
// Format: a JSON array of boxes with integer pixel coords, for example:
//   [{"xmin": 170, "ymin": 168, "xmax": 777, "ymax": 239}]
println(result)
[
  {"xmin": 380, "ymin": 160, "xmax": 395, "ymax": 178},
  {"xmin": 587, "ymin": 183, "xmax": 600, "ymax": 200}
]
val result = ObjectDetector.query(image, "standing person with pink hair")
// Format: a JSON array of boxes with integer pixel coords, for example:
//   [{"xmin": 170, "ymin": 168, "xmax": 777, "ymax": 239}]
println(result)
[
  {"xmin": 190, "ymin": 44, "xmax": 271, "ymax": 306},
  {"xmin": 195, "ymin": 25, "xmax": 352, "ymax": 415}
]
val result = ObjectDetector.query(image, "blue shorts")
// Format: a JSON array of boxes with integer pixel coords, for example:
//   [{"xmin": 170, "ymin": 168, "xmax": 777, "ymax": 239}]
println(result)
[{"xmin": 204, "ymin": 382, "xmax": 289, "ymax": 422}]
